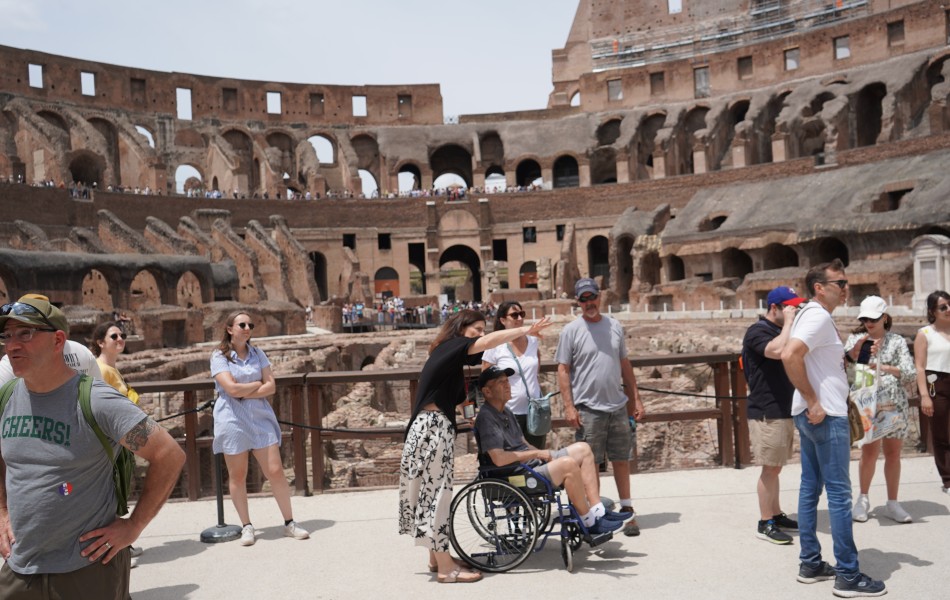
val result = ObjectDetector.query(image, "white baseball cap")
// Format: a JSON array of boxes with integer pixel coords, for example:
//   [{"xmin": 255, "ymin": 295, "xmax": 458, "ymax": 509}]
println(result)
[{"xmin": 857, "ymin": 296, "xmax": 887, "ymax": 321}]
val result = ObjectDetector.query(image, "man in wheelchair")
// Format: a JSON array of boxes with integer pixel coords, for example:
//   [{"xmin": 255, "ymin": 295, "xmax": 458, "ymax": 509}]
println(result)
[{"xmin": 474, "ymin": 366, "xmax": 631, "ymax": 535}]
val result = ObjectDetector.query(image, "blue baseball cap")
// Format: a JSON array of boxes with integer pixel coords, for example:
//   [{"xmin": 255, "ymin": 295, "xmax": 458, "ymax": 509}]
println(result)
[
  {"xmin": 574, "ymin": 278, "xmax": 599, "ymax": 298},
  {"xmin": 766, "ymin": 286, "xmax": 805, "ymax": 307}
]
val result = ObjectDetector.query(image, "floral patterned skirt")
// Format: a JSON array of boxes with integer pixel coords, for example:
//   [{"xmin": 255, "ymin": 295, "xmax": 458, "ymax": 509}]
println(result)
[
  {"xmin": 398, "ymin": 410, "xmax": 455, "ymax": 551},
  {"xmin": 872, "ymin": 380, "xmax": 910, "ymax": 440}
]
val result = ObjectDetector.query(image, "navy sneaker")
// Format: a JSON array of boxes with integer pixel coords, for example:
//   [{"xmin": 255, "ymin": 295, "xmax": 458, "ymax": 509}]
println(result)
[
  {"xmin": 602, "ymin": 509, "xmax": 634, "ymax": 522},
  {"xmin": 772, "ymin": 512, "xmax": 799, "ymax": 530},
  {"xmin": 588, "ymin": 516, "xmax": 623, "ymax": 535},
  {"xmin": 797, "ymin": 561, "xmax": 836, "ymax": 584},
  {"xmin": 833, "ymin": 573, "xmax": 886, "ymax": 597}
]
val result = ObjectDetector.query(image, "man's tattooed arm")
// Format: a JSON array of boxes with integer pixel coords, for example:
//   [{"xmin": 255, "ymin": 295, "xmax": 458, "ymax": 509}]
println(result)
[{"xmin": 124, "ymin": 417, "xmax": 157, "ymax": 452}]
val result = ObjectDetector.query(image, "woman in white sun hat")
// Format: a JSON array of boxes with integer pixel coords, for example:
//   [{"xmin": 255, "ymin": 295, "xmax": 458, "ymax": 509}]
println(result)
[{"xmin": 843, "ymin": 295, "xmax": 916, "ymax": 524}]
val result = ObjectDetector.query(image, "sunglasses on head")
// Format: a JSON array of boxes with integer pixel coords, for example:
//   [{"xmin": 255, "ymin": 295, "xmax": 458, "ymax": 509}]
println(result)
[
  {"xmin": 1, "ymin": 302, "xmax": 57, "ymax": 330},
  {"xmin": 237, "ymin": 322, "xmax": 255, "ymax": 330},
  {"xmin": 858, "ymin": 316, "xmax": 881, "ymax": 324},
  {"xmin": 506, "ymin": 311, "xmax": 526, "ymax": 319},
  {"xmin": 109, "ymin": 332, "xmax": 128, "ymax": 340}
]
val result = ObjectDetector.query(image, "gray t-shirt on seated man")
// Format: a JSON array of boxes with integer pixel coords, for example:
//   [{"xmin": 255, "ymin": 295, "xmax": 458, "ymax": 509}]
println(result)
[
  {"xmin": 555, "ymin": 315, "xmax": 628, "ymax": 412},
  {"xmin": 476, "ymin": 401, "xmax": 529, "ymax": 455},
  {"xmin": 0, "ymin": 374, "xmax": 145, "ymax": 574}
]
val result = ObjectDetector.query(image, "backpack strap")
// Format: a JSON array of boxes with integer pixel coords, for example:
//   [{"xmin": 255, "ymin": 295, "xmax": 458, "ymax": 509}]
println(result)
[
  {"xmin": 0, "ymin": 378, "xmax": 19, "ymax": 416},
  {"xmin": 77, "ymin": 374, "xmax": 117, "ymax": 466}
]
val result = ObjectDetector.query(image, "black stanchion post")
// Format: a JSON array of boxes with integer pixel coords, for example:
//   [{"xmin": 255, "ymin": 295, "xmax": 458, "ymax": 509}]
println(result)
[{"xmin": 201, "ymin": 452, "xmax": 242, "ymax": 543}]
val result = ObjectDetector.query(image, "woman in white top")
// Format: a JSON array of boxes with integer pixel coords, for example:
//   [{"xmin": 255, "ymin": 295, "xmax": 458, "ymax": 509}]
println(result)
[
  {"xmin": 914, "ymin": 290, "xmax": 950, "ymax": 494},
  {"xmin": 844, "ymin": 297, "xmax": 916, "ymax": 523},
  {"xmin": 481, "ymin": 301, "xmax": 546, "ymax": 448}
]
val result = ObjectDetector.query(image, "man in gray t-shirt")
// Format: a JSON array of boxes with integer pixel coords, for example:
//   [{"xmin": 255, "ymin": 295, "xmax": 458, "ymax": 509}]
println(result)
[
  {"xmin": 556, "ymin": 278, "xmax": 645, "ymax": 536},
  {"xmin": 0, "ymin": 294, "xmax": 185, "ymax": 599}
]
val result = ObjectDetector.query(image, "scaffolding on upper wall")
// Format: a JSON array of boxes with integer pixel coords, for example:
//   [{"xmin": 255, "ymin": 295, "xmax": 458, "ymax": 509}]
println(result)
[{"xmin": 590, "ymin": 0, "xmax": 870, "ymax": 72}]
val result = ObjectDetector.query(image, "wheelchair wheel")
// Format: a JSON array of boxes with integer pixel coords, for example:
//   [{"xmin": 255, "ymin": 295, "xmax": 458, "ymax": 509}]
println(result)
[
  {"xmin": 563, "ymin": 521, "xmax": 584, "ymax": 551},
  {"xmin": 534, "ymin": 500, "xmax": 553, "ymax": 533},
  {"xmin": 561, "ymin": 539, "xmax": 574, "ymax": 572},
  {"xmin": 450, "ymin": 480, "xmax": 538, "ymax": 573}
]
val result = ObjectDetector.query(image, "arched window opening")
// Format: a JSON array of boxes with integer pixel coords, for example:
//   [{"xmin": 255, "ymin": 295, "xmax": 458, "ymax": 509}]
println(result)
[
  {"xmin": 722, "ymin": 248, "xmax": 753, "ymax": 280},
  {"xmin": 358, "ymin": 169, "xmax": 378, "ymax": 198},
  {"xmin": 307, "ymin": 135, "xmax": 335, "ymax": 164},
  {"xmin": 175, "ymin": 165, "xmax": 202, "ymax": 194},
  {"xmin": 588, "ymin": 236, "xmax": 610, "ymax": 286},
  {"xmin": 762, "ymin": 244, "xmax": 799, "ymax": 270},
  {"xmin": 516, "ymin": 159, "xmax": 542, "ymax": 188},
  {"xmin": 553, "ymin": 155, "xmax": 579, "ymax": 188},
  {"xmin": 519, "ymin": 261, "xmax": 538, "ymax": 289}
]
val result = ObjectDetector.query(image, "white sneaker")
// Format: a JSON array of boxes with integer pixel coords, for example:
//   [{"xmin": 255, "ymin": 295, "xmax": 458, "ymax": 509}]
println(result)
[
  {"xmin": 886, "ymin": 500, "xmax": 912, "ymax": 523},
  {"xmin": 852, "ymin": 494, "xmax": 870, "ymax": 522},
  {"xmin": 130, "ymin": 557, "xmax": 139, "ymax": 569},
  {"xmin": 283, "ymin": 520, "xmax": 310, "ymax": 540},
  {"xmin": 240, "ymin": 524, "xmax": 256, "ymax": 546}
]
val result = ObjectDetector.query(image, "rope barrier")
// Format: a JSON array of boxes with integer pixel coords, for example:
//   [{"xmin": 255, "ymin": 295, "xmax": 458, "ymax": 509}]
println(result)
[
  {"xmin": 637, "ymin": 385, "xmax": 747, "ymax": 401},
  {"xmin": 155, "ymin": 398, "xmax": 215, "ymax": 422},
  {"xmin": 275, "ymin": 418, "xmax": 404, "ymax": 434}
]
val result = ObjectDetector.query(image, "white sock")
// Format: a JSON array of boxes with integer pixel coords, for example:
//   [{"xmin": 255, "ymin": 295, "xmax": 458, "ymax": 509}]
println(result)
[
  {"xmin": 590, "ymin": 502, "xmax": 605, "ymax": 518},
  {"xmin": 619, "ymin": 498, "xmax": 633, "ymax": 509},
  {"xmin": 581, "ymin": 511, "xmax": 597, "ymax": 527}
]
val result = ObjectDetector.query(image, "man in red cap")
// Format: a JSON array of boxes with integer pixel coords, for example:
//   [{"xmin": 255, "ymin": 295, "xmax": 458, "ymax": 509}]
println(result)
[{"xmin": 741, "ymin": 286, "xmax": 805, "ymax": 544}]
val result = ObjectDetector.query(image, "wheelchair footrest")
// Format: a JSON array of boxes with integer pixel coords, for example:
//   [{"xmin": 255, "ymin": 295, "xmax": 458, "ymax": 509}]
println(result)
[{"xmin": 585, "ymin": 532, "xmax": 613, "ymax": 547}]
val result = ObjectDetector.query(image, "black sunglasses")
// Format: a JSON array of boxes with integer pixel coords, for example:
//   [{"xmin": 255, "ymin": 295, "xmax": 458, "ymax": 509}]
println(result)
[
  {"xmin": 109, "ymin": 332, "xmax": 128, "ymax": 340},
  {"xmin": 938, "ymin": 304, "xmax": 950, "ymax": 313},
  {"xmin": 506, "ymin": 311, "xmax": 526, "ymax": 319},
  {"xmin": 858, "ymin": 316, "xmax": 881, "ymax": 324},
  {"xmin": 578, "ymin": 294, "xmax": 599, "ymax": 303},
  {"xmin": 821, "ymin": 279, "xmax": 848, "ymax": 289},
  {"xmin": 237, "ymin": 322, "xmax": 255, "ymax": 330},
  {"xmin": 0, "ymin": 302, "xmax": 57, "ymax": 330}
]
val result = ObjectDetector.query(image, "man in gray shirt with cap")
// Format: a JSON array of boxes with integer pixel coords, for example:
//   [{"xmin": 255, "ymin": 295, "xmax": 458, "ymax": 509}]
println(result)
[
  {"xmin": 0, "ymin": 294, "xmax": 185, "ymax": 599},
  {"xmin": 556, "ymin": 278, "xmax": 645, "ymax": 536}
]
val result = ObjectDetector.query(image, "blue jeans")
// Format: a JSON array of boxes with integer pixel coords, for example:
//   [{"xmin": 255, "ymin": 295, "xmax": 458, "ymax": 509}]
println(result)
[{"xmin": 794, "ymin": 413, "xmax": 859, "ymax": 576}]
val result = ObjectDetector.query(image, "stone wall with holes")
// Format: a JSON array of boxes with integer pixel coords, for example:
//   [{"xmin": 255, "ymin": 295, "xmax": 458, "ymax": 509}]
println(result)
[{"xmin": 2, "ymin": 2, "xmax": 950, "ymax": 314}]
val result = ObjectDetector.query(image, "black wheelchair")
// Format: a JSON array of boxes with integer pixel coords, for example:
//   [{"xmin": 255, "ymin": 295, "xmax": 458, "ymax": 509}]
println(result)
[{"xmin": 448, "ymin": 444, "xmax": 615, "ymax": 573}]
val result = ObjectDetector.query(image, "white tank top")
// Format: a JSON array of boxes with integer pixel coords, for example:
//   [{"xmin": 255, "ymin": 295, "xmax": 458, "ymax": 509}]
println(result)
[{"xmin": 920, "ymin": 326, "xmax": 950, "ymax": 373}]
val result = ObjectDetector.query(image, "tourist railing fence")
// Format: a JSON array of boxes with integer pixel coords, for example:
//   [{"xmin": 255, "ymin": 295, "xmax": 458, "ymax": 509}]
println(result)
[{"xmin": 132, "ymin": 351, "xmax": 928, "ymax": 501}]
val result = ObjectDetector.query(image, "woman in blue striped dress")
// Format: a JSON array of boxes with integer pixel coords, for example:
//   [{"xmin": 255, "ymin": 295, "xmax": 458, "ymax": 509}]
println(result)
[{"xmin": 211, "ymin": 311, "xmax": 309, "ymax": 546}]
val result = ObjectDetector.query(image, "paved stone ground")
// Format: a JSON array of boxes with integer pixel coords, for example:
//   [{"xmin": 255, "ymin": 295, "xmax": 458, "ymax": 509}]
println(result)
[{"xmin": 127, "ymin": 455, "xmax": 949, "ymax": 599}]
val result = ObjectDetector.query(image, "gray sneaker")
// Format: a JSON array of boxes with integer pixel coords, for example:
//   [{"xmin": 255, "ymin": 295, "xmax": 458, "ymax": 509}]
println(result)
[
  {"xmin": 797, "ymin": 561, "xmax": 837, "ymax": 584},
  {"xmin": 833, "ymin": 573, "xmax": 886, "ymax": 597},
  {"xmin": 756, "ymin": 520, "xmax": 793, "ymax": 545}
]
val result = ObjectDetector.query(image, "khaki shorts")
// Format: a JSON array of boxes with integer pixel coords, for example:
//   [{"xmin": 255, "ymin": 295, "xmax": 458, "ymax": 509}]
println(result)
[
  {"xmin": 0, "ymin": 548, "xmax": 131, "ymax": 600},
  {"xmin": 576, "ymin": 405, "xmax": 631, "ymax": 463},
  {"xmin": 749, "ymin": 418, "xmax": 795, "ymax": 467}
]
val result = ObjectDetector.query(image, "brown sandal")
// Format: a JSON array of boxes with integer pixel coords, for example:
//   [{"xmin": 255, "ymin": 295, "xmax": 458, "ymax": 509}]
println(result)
[{"xmin": 437, "ymin": 567, "xmax": 482, "ymax": 583}]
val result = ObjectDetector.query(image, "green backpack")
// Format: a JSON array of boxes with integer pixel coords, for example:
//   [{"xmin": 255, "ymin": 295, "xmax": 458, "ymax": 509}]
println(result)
[{"xmin": 0, "ymin": 374, "xmax": 135, "ymax": 516}]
